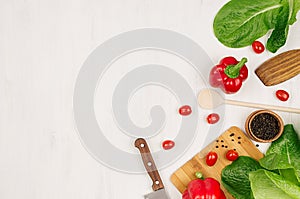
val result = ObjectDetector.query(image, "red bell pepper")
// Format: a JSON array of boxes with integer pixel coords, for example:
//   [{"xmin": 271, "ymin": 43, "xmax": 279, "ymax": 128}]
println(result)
[
  {"xmin": 182, "ymin": 177, "xmax": 226, "ymax": 199},
  {"xmin": 209, "ymin": 57, "xmax": 248, "ymax": 94},
  {"xmin": 182, "ymin": 189, "xmax": 190, "ymax": 199}
]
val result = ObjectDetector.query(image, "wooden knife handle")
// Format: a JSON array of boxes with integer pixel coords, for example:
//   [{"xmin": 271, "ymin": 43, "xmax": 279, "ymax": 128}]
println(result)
[{"xmin": 135, "ymin": 138, "xmax": 164, "ymax": 191}]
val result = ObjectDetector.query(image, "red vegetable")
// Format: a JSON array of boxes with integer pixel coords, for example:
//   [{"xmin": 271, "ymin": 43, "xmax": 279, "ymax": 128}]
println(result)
[
  {"xmin": 252, "ymin": 41, "xmax": 265, "ymax": 54},
  {"xmin": 179, "ymin": 105, "xmax": 192, "ymax": 116},
  {"xmin": 226, "ymin": 150, "xmax": 239, "ymax": 161},
  {"xmin": 182, "ymin": 189, "xmax": 190, "ymax": 199},
  {"xmin": 206, "ymin": 113, "xmax": 220, "ymax": 124},
  {"xmin": 182, "ymin": 177, "xmax": 226, "ymax": 199},
  {"xmin": 276, "ymin": 90, "xmax": 289, "ymax": 101},
  {"xmin": 206, "ymin": 151, "xmax": 218, "ymax": 166},
  {"xmin": 162, "ymin": 140, "xmax": 175, "ymax": 150},
  {"xmin": 209, "ymin": 57, "xmax": 248, "ymax": 94}
]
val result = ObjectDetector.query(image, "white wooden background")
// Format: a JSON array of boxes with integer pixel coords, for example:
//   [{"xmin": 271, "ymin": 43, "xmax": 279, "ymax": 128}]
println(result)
[{"xmin": 1, "ymin": 0, "xmax": 300, "ymax": 198}]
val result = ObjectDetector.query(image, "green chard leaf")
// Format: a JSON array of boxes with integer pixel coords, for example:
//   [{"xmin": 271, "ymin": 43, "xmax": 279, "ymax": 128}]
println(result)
[
  {"xmin": 250, "ymin": 170, "xmax": 300, "ymax": 199},
  {"xmin": 213, "ymin": 0, "xmax": 282, "ymax": 48},
  {"xmin": 259, "ymin": 124, "xmax": 300, "ymax": 183},
  {"xmin": 221, "ymin": 156, "xmax": 262, "ymax": 199}
]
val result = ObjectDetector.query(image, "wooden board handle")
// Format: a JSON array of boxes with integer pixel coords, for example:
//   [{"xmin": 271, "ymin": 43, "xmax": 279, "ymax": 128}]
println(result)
[{"xmin": 135, "ymin": 138, "xmax": 164, "ymax": 191}]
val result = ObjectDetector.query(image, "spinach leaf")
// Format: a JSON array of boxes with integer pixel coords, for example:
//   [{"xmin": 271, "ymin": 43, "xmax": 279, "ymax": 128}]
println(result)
[
  {"xmin": 213, "ymin": 0, "xmax": 282, "ymax": 48},
  {"xmin": 249, "ymin": 170, "xmax": 300, "ymax": 199},
  {"xmin": 266, "ymin": 1, "xmax": 290, "ymax": 53},
  {"xmin": 259, "ymin": 124, "xmax": 300, "ymax": 182},
  {"xmin": 221, "ymin": 156, "xmax": 262, "ymax": 199}
]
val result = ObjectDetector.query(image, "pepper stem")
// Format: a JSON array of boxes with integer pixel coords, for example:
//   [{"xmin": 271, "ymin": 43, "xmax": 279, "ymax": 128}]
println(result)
[
  {"xmin": 195, "ymin": 172, "xmax": 204, "ymax": 179},
  {"xmin": 225, "ymin": 57, "xmax": 248, "ymax": 78}
]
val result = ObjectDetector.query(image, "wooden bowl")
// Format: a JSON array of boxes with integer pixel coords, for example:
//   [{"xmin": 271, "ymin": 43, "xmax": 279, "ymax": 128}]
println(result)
[{"xmin": 245, "ymin": 110, "xmax": 284, "ymax": 143}]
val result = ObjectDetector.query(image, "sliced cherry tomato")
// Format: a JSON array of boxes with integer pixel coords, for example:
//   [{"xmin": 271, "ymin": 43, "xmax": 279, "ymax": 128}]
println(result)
[
  {"xmin": 206, "ymin": 151, "xmax": 218, "ymax": 166},
  {"xmin": 252, "ymin": 41, "xmax": 265, "ymax": 54},
  {"xmin": 206, "ymin": 113, "xmax": 220, "ymax": 124},
  {"xmin": 162, "ymin": 140, "xmax": 175, "ymax": 150},
  {"xmin": 276, "ymin": 90, "xmax": 289, "ymax": 101},
  {"xmin": 179, "ymin": 105, "xmax": 192, "ymax": 116},
  {"xmin": 226, "ymin": 150, "xmax": 239, "ymax": 161}
]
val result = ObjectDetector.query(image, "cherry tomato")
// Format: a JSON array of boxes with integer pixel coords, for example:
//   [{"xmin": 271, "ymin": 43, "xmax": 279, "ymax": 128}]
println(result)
[
  {"xmin": 179, "ymin": 105, "xmax": 192, "ymax": 116},
  {"xmin": 226, "ymin": 150, "xmax": 239, "ymax": 161},
  {"xmin": 252, "ymin": 41, "xmax": 265, "ymax": 54},
  {"xmin": 276, "ymin": 90, "xmax": 289, "ymax": 101},
  {"xmin": 206, "ymin": 113, "xmax": 220, "ymax": 124},
  {"xmin": 162, "ymin": 140, "xmax": 175, "ymax": 150},
  {"xmin": 206, "ymin": 151, "xmax": 218, "ymax": 166}
]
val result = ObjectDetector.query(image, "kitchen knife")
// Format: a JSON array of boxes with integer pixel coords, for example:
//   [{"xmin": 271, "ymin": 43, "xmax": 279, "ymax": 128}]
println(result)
[{"xmin": 135, "ymin": 138, "xmax": 170, "ymax": 199}]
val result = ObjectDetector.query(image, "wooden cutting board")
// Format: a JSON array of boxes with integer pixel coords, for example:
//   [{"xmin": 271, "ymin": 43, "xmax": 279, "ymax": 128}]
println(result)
[
  {"xmin": 170, "ymin": 126, "xmax": 264, "ymax": 199},
  {"xmin": 255, "ymin": 49, "xmax": 300, "ymax": 86}
]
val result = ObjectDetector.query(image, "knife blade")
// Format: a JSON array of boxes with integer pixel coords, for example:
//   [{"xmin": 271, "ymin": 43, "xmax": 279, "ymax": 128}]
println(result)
[
  {"xmin": 144, "ymin": 189, "xmax": 169, "ymax": 199},
  {"xmin": 134, "ymin": 138, "xmax": 170, "ymax": 199}
]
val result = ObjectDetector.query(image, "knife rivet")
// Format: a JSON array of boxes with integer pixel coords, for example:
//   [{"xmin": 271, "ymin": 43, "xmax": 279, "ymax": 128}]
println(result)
[
  {"xmin": 155, "ymin": 180, "xmax": 160, "ymax": 185},
  {"xmin": 140, "ymin": 144, "xmax": 145, "ymax": 148},
  {"xmin": 147, "ymin": 162, "xmax": 152, "ymax": 166}
]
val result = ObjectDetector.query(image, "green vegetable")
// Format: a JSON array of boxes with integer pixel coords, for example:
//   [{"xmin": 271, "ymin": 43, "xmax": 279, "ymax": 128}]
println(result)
[
  {"xmin": 266, "ymin": 1, "xmax": 290, "ymax": 52},
  {"xmin": 249, "ymin": 170, "xmax": 300, "ymax": 199},
  {"xmin": 221, "ymin": 156, "xmax": 262, "ymax": 199},
  {"xmin": 213, "ymin": 0, "xmax": 282, "ymax": 48},
  {"xmin": 280, "ymin": 168, "xmax": 300, "ymax": 185},
  {"xmin": 213, "ymin": 0, "xmax": 300, "ymax": 52},
  {"xmin": 221, "ymin": 125, "xmax": 300, "ymax": 199},
  {"xmin": 289, "ymin": 0, "xmax": 300, "ymax": 25},
  {"xmin": 259, "ymin": 124, "xmax": 300, "ymax": 183}
]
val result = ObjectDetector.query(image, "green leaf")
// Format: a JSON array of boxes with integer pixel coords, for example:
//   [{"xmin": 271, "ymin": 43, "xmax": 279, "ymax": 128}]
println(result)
[
  {"xmin": 280, "ymin": 169, "xmax": 300, "ymax": 186},
  {"xmin": 259, "ymin": 124, "xmax": 300, "ymax": 182},
  {"xmin": 213, "ymin": 0, "xmax": 282, "ymax": 48},
  {"xmin": 221, "ymin": 156, "xmax": 262, "ymax": 199},
  {"xmin": 288, "ymin": 0, "xmax": 300, "ymax": 24},
  {"xmin": 213, "ymin": 0, "xmax": 300, "ymax": 52},
  {"xmin": 267, "ymin": 1, "xmax": 290, "ymax": 53},
  {"xmin": 250, "ymin": 170, "xmax": 300, "ymax": 199}
]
